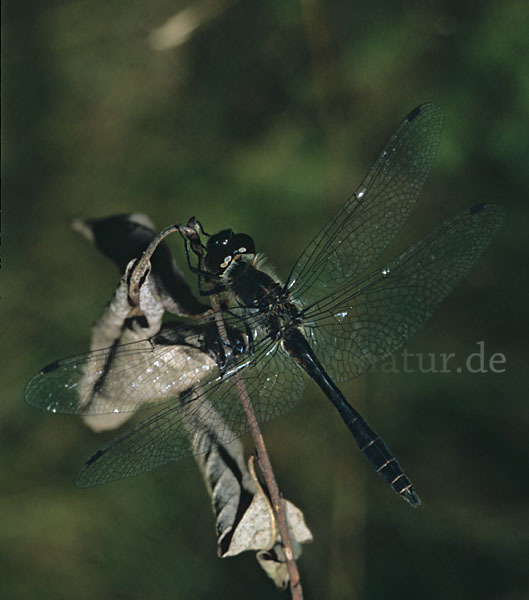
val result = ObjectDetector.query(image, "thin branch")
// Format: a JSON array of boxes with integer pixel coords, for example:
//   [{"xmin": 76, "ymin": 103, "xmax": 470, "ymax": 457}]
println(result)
[
  {"xmin": 128, "ymin": 224, "xmax": 180, "ymax": 306},
  {"xmin": 178, "ymin": 220, "xmax": 304, "ymax": 599}
]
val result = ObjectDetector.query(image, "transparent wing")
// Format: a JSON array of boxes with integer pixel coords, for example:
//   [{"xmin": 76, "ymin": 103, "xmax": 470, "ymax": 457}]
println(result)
[
  {"xmin": 75, "ymin": 337, "xmax": 305, "ymax": 486},
  {"xmin": 287, "ymin": 103, "xmax": 444, "ymax": 306},
  {"xmin": 24, "ymin": 322, "xmax": 223, "ymax": 416},
  {"xmin": 300, "ymin": 203, "xmax": 503, "ymax": 383}
]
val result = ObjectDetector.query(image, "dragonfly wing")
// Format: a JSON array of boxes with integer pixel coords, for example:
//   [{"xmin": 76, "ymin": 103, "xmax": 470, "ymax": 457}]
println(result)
[
  {"xmin": 75, "ymin": 337, "xmax": 305, "ymax": 486},
  {"xmin": 24, "ymin": 322, "xmax": 222, "ymax": 416},
  {"xmin": 301, "ymin": 203, "xmax": 503, "ymax": 383},
  {"xmin": 287, "ymin": 103, "xmax": 444, "ymax": 306}
]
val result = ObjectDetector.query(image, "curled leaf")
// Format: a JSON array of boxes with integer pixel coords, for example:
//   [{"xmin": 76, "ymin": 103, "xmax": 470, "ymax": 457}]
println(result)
[
  {"xmin": 71, "ymin": 213, "xmax": 209, "ymax": 431},
  {"xmin": 195, "ymin": 416, "xmax": 312, "ymax": 587}
]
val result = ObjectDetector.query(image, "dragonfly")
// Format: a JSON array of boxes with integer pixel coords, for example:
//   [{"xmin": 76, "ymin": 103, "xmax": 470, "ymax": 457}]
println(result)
[{"xmin": 25, "ymin": 103, "xmax": 503, "ymax": 506}]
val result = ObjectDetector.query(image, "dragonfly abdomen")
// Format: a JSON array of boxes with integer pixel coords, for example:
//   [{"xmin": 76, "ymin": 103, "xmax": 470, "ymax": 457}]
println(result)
[
  {"xmin": 349, "ymin": 417, "xmax": 421, "ymax": 507},
  {"xmin": 282, "ymin": 327, "xmax": 421, "ymax": 507}
]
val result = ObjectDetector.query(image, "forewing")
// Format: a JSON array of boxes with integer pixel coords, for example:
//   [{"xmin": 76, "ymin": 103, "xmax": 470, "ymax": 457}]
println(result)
[
  {"xmin": 24, "ymin": 325, "xmax": 219, "ymax": 416},
  {"xmin": 301, "ymin": 203, "xmax": 503, "ymax": 382},
  {"xmin": 75, "ymin": 338, "xmax": 305, "ymax": 486},
  {"xmin": 287, "ymin": 103, "xmax": 444, "ymax": 306}
]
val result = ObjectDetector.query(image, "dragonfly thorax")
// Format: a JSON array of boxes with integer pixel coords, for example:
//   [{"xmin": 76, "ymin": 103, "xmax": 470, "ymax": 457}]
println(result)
[{"xmin": 223, "ymin": 258, "xmax": 304, "ymax": 341}]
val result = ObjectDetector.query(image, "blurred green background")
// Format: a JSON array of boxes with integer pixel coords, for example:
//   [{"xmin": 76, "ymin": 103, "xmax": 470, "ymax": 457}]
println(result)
[{"xmin": 2, "ymin": 1, "xmax": 528, "ymax": 599}]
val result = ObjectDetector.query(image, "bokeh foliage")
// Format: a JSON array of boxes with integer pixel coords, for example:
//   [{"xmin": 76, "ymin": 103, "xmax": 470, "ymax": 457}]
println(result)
[{"xmin": 2, "ymin": 1, "xmax": 528, "ymax": 599}]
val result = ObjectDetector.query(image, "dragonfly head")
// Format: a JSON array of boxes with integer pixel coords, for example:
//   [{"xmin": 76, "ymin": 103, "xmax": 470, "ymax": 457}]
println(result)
[{"xmin": 205, "ymin": 229, "xmax": 256, "ymax": 274}]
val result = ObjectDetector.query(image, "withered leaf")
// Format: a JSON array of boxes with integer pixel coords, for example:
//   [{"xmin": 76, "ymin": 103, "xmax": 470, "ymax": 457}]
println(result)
[
  {"xmin": 71, "ymin": 213, "xmax": 210, "ymax": 431},
  {"xmin": 194, "ymin": 415, "xmax": 312, "ymax": 587}
]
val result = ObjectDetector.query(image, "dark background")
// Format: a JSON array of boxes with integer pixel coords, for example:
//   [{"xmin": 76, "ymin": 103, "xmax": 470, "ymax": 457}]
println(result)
[{"xmin": 2, "ymin": 1, "xmax": 528, "ymax": 599}]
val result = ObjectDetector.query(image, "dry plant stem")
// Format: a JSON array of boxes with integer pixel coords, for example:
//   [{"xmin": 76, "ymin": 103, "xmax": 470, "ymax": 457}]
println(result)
[
  {"xmin": 128, "ymin": 224, "xmax": 180, "ymax": 305},
  {"xmin": 210, "ymin": 294, "xmax": 303, "ymax": 598},
  {"xmin": 179, "ymin": 222, "xmax": 303, "ymax": 599}
]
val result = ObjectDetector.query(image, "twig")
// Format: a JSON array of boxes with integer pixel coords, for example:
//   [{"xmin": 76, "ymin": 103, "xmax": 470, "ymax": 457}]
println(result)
[
  {"xmin": 128, "ymin": 224, "xmax": 180, "ymax": 306},
  {"xmin": 178, "ymin": 220, "xmax": 304, "ymax": 599}
]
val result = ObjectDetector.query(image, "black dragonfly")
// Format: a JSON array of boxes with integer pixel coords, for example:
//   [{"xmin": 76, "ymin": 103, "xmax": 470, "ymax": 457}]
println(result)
[{"xmin": 25, "ymin": 103, "xmax": 503, "ymax": 506}]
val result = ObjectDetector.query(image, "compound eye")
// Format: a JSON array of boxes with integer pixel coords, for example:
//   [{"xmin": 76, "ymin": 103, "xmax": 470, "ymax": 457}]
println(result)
[
  {"xmin": 207, "ymin": 229, "xmax": 233, "ymax": 250},
  {"xmin": 231, "ymin": 233, "xmax": 255, "ymax": 257},
  {"xmin": 205, "ymin": 230, "xmax": 256, "ymax": 274},
  {"xmin": 205, "ymin": 229, "xmax": 234, "ymax": 274}
]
